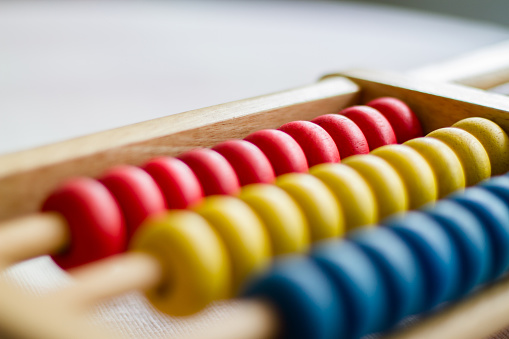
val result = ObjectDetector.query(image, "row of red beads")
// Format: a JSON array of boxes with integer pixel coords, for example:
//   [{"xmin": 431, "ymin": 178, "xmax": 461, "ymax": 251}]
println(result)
[{"xmin": 42, "ymin": 97, "xmax": 423, "ymax": 269}]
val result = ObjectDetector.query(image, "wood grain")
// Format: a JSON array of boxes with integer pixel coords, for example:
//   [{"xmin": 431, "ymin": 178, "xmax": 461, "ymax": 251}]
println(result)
[
  {"xmin": 325, "ymin": 69, "xmax": 509, "ymax": 135},
  {"xmin": 0, "ymin": 77, "xmax": 359, "ymax": 221}
]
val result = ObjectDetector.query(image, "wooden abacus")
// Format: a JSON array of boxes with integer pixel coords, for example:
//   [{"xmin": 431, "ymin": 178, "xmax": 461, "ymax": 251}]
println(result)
[{"xmin": 2, "ymin": 40, "xmax": 509, "ymax": 339}]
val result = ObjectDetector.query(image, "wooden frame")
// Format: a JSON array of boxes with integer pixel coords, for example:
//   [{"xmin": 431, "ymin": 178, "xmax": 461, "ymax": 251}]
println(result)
[{"xmin": 1, "ymin": 41, "xmax": 509, "ymax": 339}]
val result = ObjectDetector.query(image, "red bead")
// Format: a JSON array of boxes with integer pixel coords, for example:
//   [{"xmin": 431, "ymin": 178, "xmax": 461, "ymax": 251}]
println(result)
[
  {"xmin": 244, "ymin": 129, "xmax": 308, "ymax": 176},
  {"xmin": 312, "ymin": 114, "xmax": 370, "ymax": 159},
  {"xmin": 213, "ymin": 139, "xmax": 275, "ymax": 185},
  {"xmin": 367, "ymin": 97, "xmax": 423, "ymax": 143},
  {"xmin": 42, "ymin": 178, "xmax": 126, "ymax": 270},
  {"xmin": 144, "ymin": 157, "xmax": 204, "ymax": 209},
  {"xmin": 279, "ymin": 121, "xmax": 340, "ymax": 167},
  {"xmin": 340, "ymin": 106, "xmax": 397, "ymax": 150},
  {"xmin": 100, "ymin": 165, "xmax": 166, "ymax": 241},
  {"xmin": 178, "ymin": 148, "xmax": 241, "ymax": 196}
]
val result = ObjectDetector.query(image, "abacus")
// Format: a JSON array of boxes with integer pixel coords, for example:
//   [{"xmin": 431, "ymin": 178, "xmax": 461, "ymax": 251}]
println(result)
[{"xmin": 2, "ymin": 40, "xmax": 509, "ymax": 339}]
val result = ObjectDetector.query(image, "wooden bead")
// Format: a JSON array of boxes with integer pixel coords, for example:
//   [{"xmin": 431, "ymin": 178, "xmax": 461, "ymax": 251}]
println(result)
[
  {"xmin": 242, "ymin": 256, "xmax": 344, "ymax": 339},
  {"xmin": 423, "ymin": 200, "xmax": 490, "ymax": 299},
  {"xmin": 244, "ymin": 129, "xmax": 308, "ymax": 176},
  {"xmin": 99, "ymin": 165, "xmax": 166, "ymax": 241},
  {"xmin": 312, "ymin": 240, "xmax": 387, "ymax": 337},
  {"xmin": 276, "ymin": 173, "xmax": 344, "ymax": 242},
  {"xmin": 367, "ymin": 97, "xmax": 423, "ymax": 143},
  {"xmin": 195, "ymin": 196, "xmax": 271, "ymax": 292},
  {"xmin": 310, "ymin": 163, "xmax": 377, "ymax": 230},
  {"xmin": 350, "ymin": 227, "xmax": 425, "ymax": 329},
  {"xmin": 453, "ymin": 117, "xmax": 509, "ymax": 176},
  {"xmin": 343, "ymin": 155, "xmax": 408, "ymax": 220},
  {"xmin": 404, "ymin": 137, "xmax": 465, "ymax": 199},
  {"xmin": 42, "ymin": 178, "xmax": 126, "ymax": 270},
  {"xmin": 449, "ymin": 188, "xmax": 509, "ymax": 281},
  {"xmin": 143, "ymin": 157, "xmax": 204, "ymax": 209},
  {"xmin": 130, "ymin": 210, "xmax": 230, "ymax": 316},
  {"xmin": 178, "ymin": 148, "xmax": 241, "ymax": 196},
  {"xmin": 213, "ymin": 140, "xmax": 276, "ymax": 186},
  {"xmin": 239, "ymin": 184, "xmax": 310, "ymax": 256},
  {"xmin": 279, "ymin": 121, "xmax": 340, "ymax": 166},
  {"xmin": 371, "ymin": 145, "xmax": 437, "ymax": 209},
  {"xmin": 311, "ymin": 114, "xmax": 369, "ymax": 159},
  {"xmin": 384, "ymin": 212, "xmax": 460, "ymax": 310},
  {"xmin": 427, "ymin": 127, "xmax": 491, "ymax": 186},
  {"xmin": 340, "ymin": 106, "xmax": 397, "ymax": 151}
]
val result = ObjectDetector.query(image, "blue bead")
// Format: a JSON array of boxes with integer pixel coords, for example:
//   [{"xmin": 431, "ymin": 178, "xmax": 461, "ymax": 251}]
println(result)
[
  {"xmin": 241, "ymin": 256, "xmax": 344, "ymax": 339},
  {"xmin": 311, "ymin": 239, "xmax": 387, "ymax": 338},
  {"xmin": 449, "ymin": 187, "xmax": 509, "ymax": 281},
  {"xmin": 423, "ymin": 200, "xmax": 490, "ymax": 299},
  {"xmin": 348, "ymin": 227, "xmax": 424, "ymax": 329},
  {"xmin": 383, "ymin": 211, "xmax": 460, "ymax": 310}
]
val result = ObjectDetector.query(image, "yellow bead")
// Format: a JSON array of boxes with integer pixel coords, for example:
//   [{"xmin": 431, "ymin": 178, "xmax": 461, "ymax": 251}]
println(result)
[
  {"xmin": 404, "ymin": 137, "xmax": 465, "ymax": 198},
  {"xmin": 276, "ymin": 173, "xmax": 344, "ymax": 242},
  {"xmin": 239, "ymin": 184, "xmax": 310, "ymax": 256},
  {"xmin": 371, "ymin": 144, "xmax": 437, "ymax": 209},
  {"xmin": 427, "ymin": 127, "xmax": 491, "ymax": 186},
  {"xmin": 343, "ymin": 154, "xmax": 408, "ymax": 220},
  {"xmin": 309, "ymin": 163, "xmax": 377, "ymax": 230},
  {"xmin": 453, "ymin": 117, "xmax": 509, "ymax": 176},
  {"xmin": 130, "ymin": 210, "xmax": 230, "ymax": 316},
  {"xmin": 195, "ymin": 196, "xmax": 271, "ymax": 292}
]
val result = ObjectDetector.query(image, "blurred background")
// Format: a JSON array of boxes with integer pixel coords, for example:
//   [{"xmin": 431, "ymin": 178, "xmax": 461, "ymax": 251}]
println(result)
[{"xmin": 1, "ymin": 0, "xmax": 509, "ymax": 155}]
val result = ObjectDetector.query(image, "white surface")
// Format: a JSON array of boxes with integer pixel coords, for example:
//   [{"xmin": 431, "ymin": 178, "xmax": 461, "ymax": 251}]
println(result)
[
  {"xmin": 2, "ymin": 1, "xmax": 509, "ymax": 338},
  {"xmin": 1, "ymin": 0, "xmax": 509, "ymax": 155}
]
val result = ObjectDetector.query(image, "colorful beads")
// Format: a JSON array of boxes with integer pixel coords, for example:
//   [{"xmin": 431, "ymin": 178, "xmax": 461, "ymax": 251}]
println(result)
[
  {"xmin": 340, "ymin": 106, "xmax": 397, "ymax": 150},
  {"xmin": 143, "ymin": 157, "xmax": 204, "ymax": 209},
  {"xmin": 194, "ymin": 196, "xmax": 271, "ymax": 292},
  {"xmin": 178, "ymin": 148, "xmax": 241, "ymax": 196},
  {"xmin": 311, "ymin": 240, "xmax": 386, "ymax": 337},
  {"xmin": 404, "ymin": 137, "xmax": 465, "ymax": 198},
  {"xmin": 279, "ymin": 121, "xmax": 340, "ymax": 166},
  {"xmin": 243, "ymin": 174, "xmax": 509, "ymax": 339},
  {"xmin": 371, "ymin": 144, "xmax": 437, "ymax": 209},
  {"xmin": 42, "ymin": 178, "xmax": 126, "ymax": 269},
  {"xmin": 244, "ymin": 129, "xmax": 308, "ymax": 175},
  {"xmin": 212, "ymin": 140, "xmax": 275, "ymax": 185},
  {"xmin": 310, "ymin": 163, "xmax": 376, "ymax": 230},
  {"xmin": 311, "ymin": 114, "xmax": 369, "ymax": 159},
  {"xmin": 130, "ymin": 210, "xmax": 230, "ymax": 316},
  {"xmin": 276, "ymin": 173, "xmax": 344, "ymax": 241},
  {"xmin": 342, "ymin": 155, "xmax": 408, "ymax": 220},
  {"xmin": 427, "ymin": 127, "xmax": 491, "ymax": 186},
  {"xmin": 367, "ymin": 97, "xmax": 423, "ymax": 143},
  {"xmin": 453, "ymin": 117, "xmax": 509, "ymax": 176},
  {"xmin": 239, "ymin": 184, "xmax": 310, "ymax": 255},
  {"xmin": 242, "ymin": 256, "xmax": 344, "ymax": 339},
  {"xmin": 99, "ymin": 165, "xmax": 166, "ymax": 241}
]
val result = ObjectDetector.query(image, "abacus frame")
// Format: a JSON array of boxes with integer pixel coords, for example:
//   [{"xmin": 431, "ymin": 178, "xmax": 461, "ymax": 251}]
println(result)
[{"xmin": 1, "ymin": 41, "xmax": 509, "ymax": 339}]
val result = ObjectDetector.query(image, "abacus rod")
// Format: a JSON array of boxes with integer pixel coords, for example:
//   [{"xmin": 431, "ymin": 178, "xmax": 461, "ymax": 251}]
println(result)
[
  {"xmin": 384, "ymin": 276, "xmax": 509, "ymax": 339},
  {"xmin": 176, "ymin": 300, "xmax": 280, "ymax": 339},
  {"xmin": 49, "ymin": 252, "xmax": 162, "ymax": 308},
  {"xmin": 0, "ymin": 212, "xmax": 68, "ymax": 264}
]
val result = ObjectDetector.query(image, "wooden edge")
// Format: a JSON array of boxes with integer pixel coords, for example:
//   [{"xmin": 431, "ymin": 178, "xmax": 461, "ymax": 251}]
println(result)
[
  {"xmin": 383, "ymin": 276, "xmax": 509, "ymax": 339},
  {"xmin": 0, "ymin": 278, "xmax": 119, "ymax": 339},
  {"xmin": 324, "ymin": 69, "xmax": 509, "ymax": 135},
  {"xmin": 0, "ymin": 77, "xmax": 359, "ymax": 221},
  {"xmin": 408, "ymin": 40, "xmax": 509, "ymax": 89}
]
